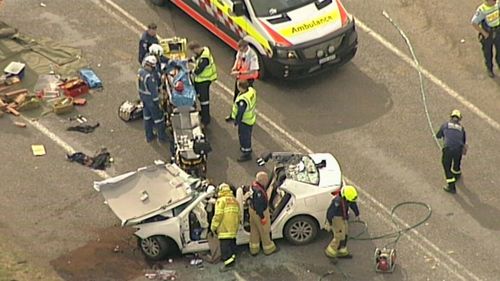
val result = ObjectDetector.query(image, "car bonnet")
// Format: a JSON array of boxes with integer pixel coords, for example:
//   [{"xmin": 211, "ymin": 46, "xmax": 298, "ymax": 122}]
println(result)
[{"xmin": 94, "ymin": 163, "xmax": 195, "ymax": 226}]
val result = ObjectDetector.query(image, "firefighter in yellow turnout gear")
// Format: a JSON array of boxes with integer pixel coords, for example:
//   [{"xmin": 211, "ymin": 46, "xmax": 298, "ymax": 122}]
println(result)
[
  {"xmin": 324, "ymin": 185, "xmax": 360, "ymax": 262},
  {"xmin": 248, "ymin": 171, "xmax": 277, "ymax": 256},
  {"xmin": 211, "ymin": 183, "xmax": 240, "ymax": 272}
]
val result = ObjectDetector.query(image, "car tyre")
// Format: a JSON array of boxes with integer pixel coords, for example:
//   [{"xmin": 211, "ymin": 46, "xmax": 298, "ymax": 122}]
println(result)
[
  {"xmin": 150, "ymin": 0, "xmax": 165, "ymax": 6},
  {"xmin": 284, "ymin": 216, "xmax": 318, "ymax": 245},
  {"xmin": 138, "ymin": 235, "xmax": 171, "ymax": 261}
]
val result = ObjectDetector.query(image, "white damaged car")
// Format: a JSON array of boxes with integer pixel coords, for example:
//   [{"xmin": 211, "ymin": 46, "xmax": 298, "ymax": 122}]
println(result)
[{"xmin": 94, "ymin": 152, "xmax": 343, "ymax": 261}]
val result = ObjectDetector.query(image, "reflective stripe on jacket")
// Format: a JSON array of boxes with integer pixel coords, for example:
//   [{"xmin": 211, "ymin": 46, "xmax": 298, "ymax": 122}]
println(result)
[
  {"xmin": 231, "ymin": 87, "xmax": 256, "ymax": 126},
  {"xmin": 211, "ymin": 188, "xmax": 240, "ymax": 239},
  {"xmin": 194, "ymin": 47, "xmax": 217, "ymax": 82}
]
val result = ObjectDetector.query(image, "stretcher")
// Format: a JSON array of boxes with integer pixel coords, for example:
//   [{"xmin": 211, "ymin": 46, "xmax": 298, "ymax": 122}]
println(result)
[{"xmin": 161, "ymin": 37, "xmax": 211, "ymax": 178}]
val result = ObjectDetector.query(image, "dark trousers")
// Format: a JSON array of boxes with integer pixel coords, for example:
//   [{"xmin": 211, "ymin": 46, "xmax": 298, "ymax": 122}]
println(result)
[
  {"xmin": 238, "ymin": 123, "xmax": 253, "ymax": 154},
  {"xmin": 481, "ymin": 31, "xmax": 500, "ymax": 71},
  {"xmin": 220, "ymin": 238, "xmax": 237, "ymax": 266},
  {"xmin": 194, "ymin": 81, "xmax": 211, "ymax": 125},
  {"xmin": 441, "ymin": 147, "xmax": 463, "ymax": 188},
  {"xmin": 233, "ymin": 79, "xmax": 255, "ymax": 102}
]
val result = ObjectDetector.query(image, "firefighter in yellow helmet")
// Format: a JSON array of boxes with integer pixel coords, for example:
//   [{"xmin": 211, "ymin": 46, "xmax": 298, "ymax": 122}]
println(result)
[
  {"xmin": 248, "ymin": 171, "xmax": 277, "ymax": 256},
  {"xmin": 324, "ymin": 185, "xmax": 360, "ymax": 262},
  {"xmin": 436, "ymin": 109, "xmax": 467, "ymax": 193},
  {"xmin": 210, "ymin": 183, "xmax": 240, "ymax": 272}
]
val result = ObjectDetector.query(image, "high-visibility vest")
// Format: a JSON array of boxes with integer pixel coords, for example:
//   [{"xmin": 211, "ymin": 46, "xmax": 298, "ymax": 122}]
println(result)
[
  {"xmin": 231, "ymin": 87, "xmax": 257, "ymax": 125},
  {"xmin": 235, "ymin": 50, "xmax": 259, "ymax": 81},
  {"xmin": 194, "ymin": 47, "xmax": 217, "ymax": 83},
  {"xmin": 480, "ymin": 3, "xmax": 500, "ymax": 28}
]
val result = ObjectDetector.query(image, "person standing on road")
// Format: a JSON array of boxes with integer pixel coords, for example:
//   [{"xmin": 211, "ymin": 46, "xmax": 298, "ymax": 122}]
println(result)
[
  {"xmin": 138, "ymin": 23, "xmax": 159, "ymax": 64},
  {"xmin": 436, "ymin": 109, "xmax": 467, "ymax": 194},
  {"xmin": 138, "ymin": 56, "xmax": 175, "ymax": 158},
  {"xmin": 247, "ymin": 171, "xmax": 278, "ymax": 256},
  {"xmin": 231, "ymin": 80, "xmax": 256, "ymax": 162},
  {"xmin": 188, "ymin": 41, "xmax": 218, "ymax": 126},
  {"xmin": 324, "ymin": 185, "xmax": 359, "ymax": 262},
  {"xmin": 225, "ymin": 39, "xmax": 259, "ymax": 122},
  {"xmin": 210, "ymin": 183, "xmax": 240, "ymax": 272},
  {"xmin": 471, "ymin": 0, "xmax": 500, "ymax": 78}
]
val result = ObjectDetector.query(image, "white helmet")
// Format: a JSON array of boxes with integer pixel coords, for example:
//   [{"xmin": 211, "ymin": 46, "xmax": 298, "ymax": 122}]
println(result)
[
  {"xmin": 143, "ymin": 55, "xmax": 157, "ymax": 67},
  {"xmin": 149, "ymin": 44, "xmax": 164, "ymax": 56}
]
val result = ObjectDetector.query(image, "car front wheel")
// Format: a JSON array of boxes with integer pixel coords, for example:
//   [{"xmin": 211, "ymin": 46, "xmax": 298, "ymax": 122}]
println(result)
[
  {"xmin": 138, "ymin": 235, "xmax": 171, "ymax": 261},
  {"xmin": 284, "ymin": 216, "xmax": 318, "ymax": 245}
]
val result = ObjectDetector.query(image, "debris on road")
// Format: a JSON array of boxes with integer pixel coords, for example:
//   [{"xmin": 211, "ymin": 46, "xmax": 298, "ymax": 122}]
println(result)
[
  {"xmin": 67, "ymin": 123, "xmax": 100, "ymax": 134},
  {"xmin": 31, "ymin": 144, "xmax": 46, "ymax": 156},
  {"xmin": 144, "ymin": 269, "xmax": 177, "ymax": 281},
  {"xmin": 40, "ymin": 2, "xmax": 46, "ymax": 7},
  {"xmin": 52, "ymin": 97, "xmax": 74, "ymax": 115},
  {"xmin": 14, "ymin": 121, "xmax": 26, "ymax": 128},
  {"xmin": 67, "ymin": 148, "xmax": 112, "ymax": 170}
]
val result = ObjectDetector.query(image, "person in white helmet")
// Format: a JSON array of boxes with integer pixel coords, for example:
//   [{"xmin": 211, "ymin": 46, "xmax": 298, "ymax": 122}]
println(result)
[
  {"xmin": 145, "ymin": 43, "xmax": 173, "ymax": 84},
  {"xmin": 138, "ymin": 55, "xmax": 175, "ymax": 158},
  {"xmin": 138, "ymin": 23, "xmax": 158, "ymax": 64}
]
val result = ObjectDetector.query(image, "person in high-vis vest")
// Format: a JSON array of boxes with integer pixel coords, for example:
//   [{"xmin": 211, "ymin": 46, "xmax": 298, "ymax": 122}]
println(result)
[
  {"xmin": 210, "ymin": 183, "xmax": 240, "ymax": 272},
  {"xmin": 230, "ymin": 80, "xmax": 256, "ymax": 162},
  {"xmin": 138, "ymin": 56, "xmax": 175, "ymax": 157},
  {"xmin": 248, "ymin": 171, "xmax": 277, "ymax": 256},
  {"xmin": 188, "ymin": 41, "xmax": 218, "ymax": 126},
  {"xmin": 324, "ymin": 185, "xmax": 360, "ymax": 263},
  {"xmin": 472, "ymin": 0, "xmax": 500, "ymax": 77},
  {"xmin": 225, "ymin": 40, "xmax": 259, "ymax": 122}
]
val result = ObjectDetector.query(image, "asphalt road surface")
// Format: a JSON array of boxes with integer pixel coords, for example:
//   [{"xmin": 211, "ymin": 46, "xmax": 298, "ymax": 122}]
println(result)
[{"xmin": 1, "ymin": 0, "xmax": 500, "ymax": 281}]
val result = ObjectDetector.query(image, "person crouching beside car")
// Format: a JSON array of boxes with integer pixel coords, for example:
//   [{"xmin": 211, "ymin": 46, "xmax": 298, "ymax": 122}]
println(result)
[{"xmin": 210, "ymin": 183, "xmax": 240, "ymax": 272}]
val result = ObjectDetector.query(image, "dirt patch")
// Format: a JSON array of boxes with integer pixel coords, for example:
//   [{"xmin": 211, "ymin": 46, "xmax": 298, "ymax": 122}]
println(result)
[{"xmin": 50, "ymin": 226, "xmax": 148, "ymax": 281}]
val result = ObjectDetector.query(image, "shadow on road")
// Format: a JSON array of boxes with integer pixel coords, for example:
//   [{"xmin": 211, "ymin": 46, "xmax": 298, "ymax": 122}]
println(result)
[
  {"xmin": 454, "ymin": 178, "xmax": 500, "ymax": 230},
  {"xmin": 261, "ymin": 63, "xmax": 393, "ymax": 135}
]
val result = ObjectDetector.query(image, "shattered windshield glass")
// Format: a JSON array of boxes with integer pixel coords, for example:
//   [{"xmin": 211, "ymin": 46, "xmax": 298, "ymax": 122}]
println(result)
[
  {"xmin": 249, "ymin": 0, "xmax": 316, "ymax": 17},
  {"xmin": 284, "ymin": 155, "xmax": 319, "ymax": 185}
]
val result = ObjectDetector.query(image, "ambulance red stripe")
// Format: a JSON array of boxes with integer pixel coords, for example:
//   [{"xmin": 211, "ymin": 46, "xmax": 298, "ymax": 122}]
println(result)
[{"xmin": 170, "ymin": 0, "xmax": 239, "ymax": 50}]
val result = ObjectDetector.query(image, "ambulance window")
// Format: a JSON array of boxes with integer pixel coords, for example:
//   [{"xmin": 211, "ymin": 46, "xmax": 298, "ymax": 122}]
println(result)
[{"xmin": 250, "ymin": 0, "xmax": 315, "ymax": 17}]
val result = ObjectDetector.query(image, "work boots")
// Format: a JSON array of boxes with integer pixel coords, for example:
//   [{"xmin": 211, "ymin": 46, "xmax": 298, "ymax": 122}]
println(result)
[
  {"xmin": 237, "ymin": 153, "xmax": 252, "ymax": 162},
  {"xmin": 443, "ymin": 184, "xmax": 456, "ymax": 194}
]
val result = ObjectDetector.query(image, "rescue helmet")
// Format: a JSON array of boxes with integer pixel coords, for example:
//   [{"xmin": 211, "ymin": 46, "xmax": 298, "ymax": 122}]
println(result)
[
  {"xmin": 341, "ymin": 185, "xmax": 358, "ymax": 202},
  {"xmin": 149, "ymin": 44, "xmax": 164, "ymax": 56},
  {"xmin": 143, "ymin": 55, "xmax": 157, "ymax": 67},
  {"xmin": 217, "ymin": 183, "xmax": 232, "ymax": 196},
  {"xmin": 174, "ymin": 80, "xmax": 184, "ymax": 92},
  {"xmin": 450, "ymin": 109, "xmax": 462, "ymax": 120}
]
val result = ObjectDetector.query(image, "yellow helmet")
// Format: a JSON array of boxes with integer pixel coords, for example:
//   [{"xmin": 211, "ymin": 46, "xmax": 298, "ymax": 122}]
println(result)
[
  {"xmin": 341, "ymin": 185, "xmax": 358, "ymax": 202},
  {"xmin": 450, "ymin": 109, "xmax": 462, "ymax": 120},
  {"xmin": 218, "ymin": 183, "xmax": 231, "ymax": 192}
]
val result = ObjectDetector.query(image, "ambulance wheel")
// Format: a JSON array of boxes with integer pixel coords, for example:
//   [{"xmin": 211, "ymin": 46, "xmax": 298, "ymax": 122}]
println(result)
[
  {"xmin": 150, "ymin": 0, "xmax": 165, "ymax": 6},
  {"xmin": 284, "ymin": 216, "xmax": 318, "ymax": 245},
  {"xmin": 138, "ymin": 235, "xmax": 172, "ymax": 261}
]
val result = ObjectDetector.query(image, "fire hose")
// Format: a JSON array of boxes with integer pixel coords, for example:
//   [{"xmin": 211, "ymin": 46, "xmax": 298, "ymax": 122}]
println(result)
[{"xmin": 319, "ymin": 201, "xmax": 432, "ymax": 280}]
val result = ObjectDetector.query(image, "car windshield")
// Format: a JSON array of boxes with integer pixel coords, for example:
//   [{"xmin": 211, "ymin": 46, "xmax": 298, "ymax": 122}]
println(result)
[
  {"xmin": 284, "ymin": 155, "xmax": 319, "ymax": 185},
  {"xmin": 249, "ymin": 0, "xmax": 316, "ymax": 17}
]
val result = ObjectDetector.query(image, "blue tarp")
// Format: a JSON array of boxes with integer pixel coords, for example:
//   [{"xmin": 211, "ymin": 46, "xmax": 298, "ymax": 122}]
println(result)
[{"xmin": 170, "ymin": 60, "xmax": 196, "ymax": 108}]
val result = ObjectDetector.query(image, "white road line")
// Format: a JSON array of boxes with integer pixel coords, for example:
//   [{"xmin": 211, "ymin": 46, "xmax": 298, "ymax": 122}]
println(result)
[
  {"xmin": 90, "ymin": 1, "xmax": 483, "ymax": 280},
  {"xmin": 355, "ymin": 19, "xmax": 500, "ymax": 131},
  {"xmin": 20, "ymin": 116, "xmax": 111, "ymax": 179}
]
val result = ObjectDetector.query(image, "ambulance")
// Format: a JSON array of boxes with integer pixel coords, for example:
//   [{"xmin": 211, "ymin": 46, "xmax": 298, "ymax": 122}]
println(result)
[{"xmin": 151, "ymin": 0, "xmax": 358, "ymax": 78}]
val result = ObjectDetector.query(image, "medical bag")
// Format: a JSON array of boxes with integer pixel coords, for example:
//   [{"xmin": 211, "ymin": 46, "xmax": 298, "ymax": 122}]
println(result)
[{"xmin": 78, "ymin": 68, "xmax": 103, "ymax": 89}]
